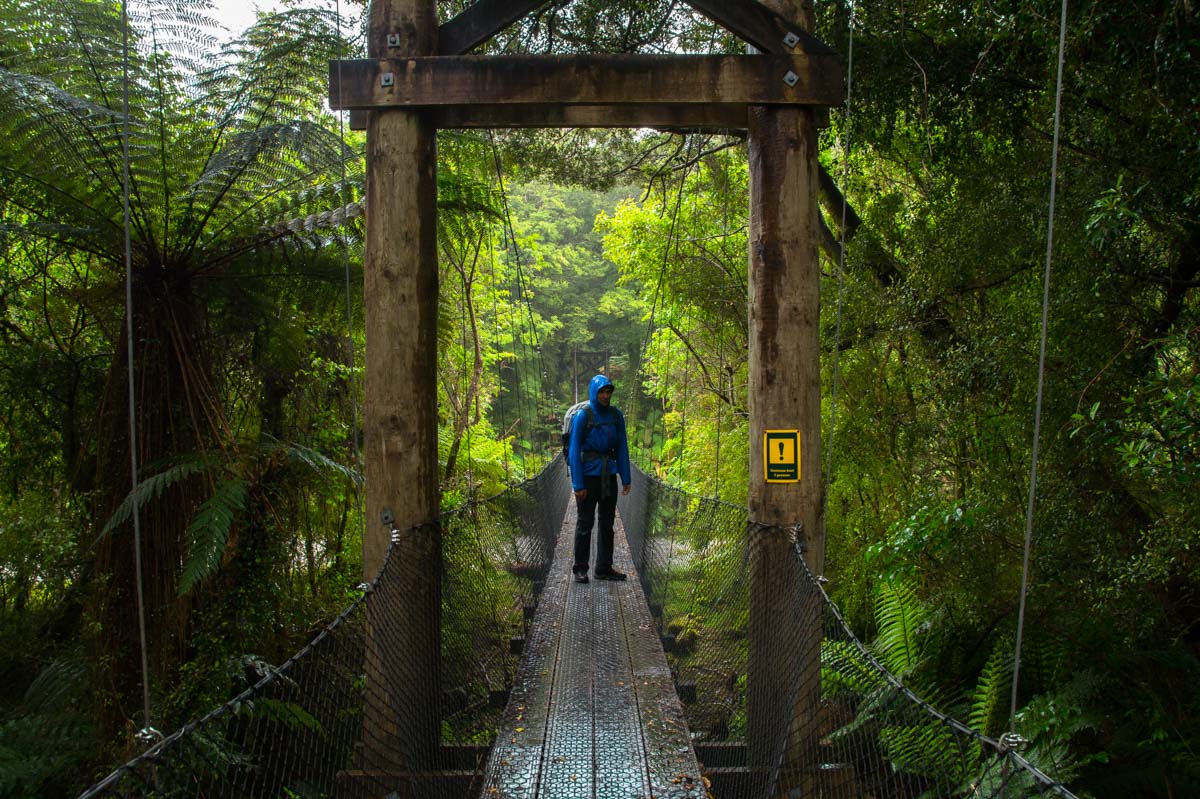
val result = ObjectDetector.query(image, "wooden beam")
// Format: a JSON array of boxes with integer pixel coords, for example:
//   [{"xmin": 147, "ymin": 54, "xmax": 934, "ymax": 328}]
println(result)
[
  {"xmin": 430, "ymin": 103, "xmax": 749, "ymax": 129},
  {"xmin": 438, "ymin": 0, "xmax": 551, "ymax": 55},
  {"xmin": 329, "ymin": 54, "xmax": 844, "ymax": 110},
  {"xmin": 817, "ymin": 164, "xmax": 861, "ymax": 240},
  {"xmin": 361, "ymin": 0, "xmax": 441, "ymax": 774},
  {"xmin": 682, "ymin": 0, "xmax": 835, "ymax": 55},
  {"xmin": 747, "ymin": 1, "xmax": 825, "ymax": 796},
  {"xmin": 355, "ymin": 104, "xmax": 753, "ymax": 131}
]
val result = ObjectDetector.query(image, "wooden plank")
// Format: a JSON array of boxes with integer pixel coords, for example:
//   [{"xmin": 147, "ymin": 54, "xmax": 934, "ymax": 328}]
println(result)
[
  {"xmin": 329, "ymin": 54, "xmax": 844, "ymax": 110},
  {"xmin": 429, "ymin": 103, "xmax": 749, "ymax": 129},
  {"xmin": 478, "ymin": 506, "xmax": 574, "ymax": 798},
  {"xmin": 438, "ymin": 0, "xmax": 552, "ymax": 55},
  {"xmin": 682, "ymin": 0, "xmax": 835, "ymax": 55},
  {"xmin": 612, "ymin": 516, "xmax": 705, "ymax": 799}
]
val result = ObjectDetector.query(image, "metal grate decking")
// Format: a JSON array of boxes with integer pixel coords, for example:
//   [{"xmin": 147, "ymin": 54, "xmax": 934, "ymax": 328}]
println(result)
[{"xmin": 481, "ymin": 502, "xmax": 705, "ymax": 799}]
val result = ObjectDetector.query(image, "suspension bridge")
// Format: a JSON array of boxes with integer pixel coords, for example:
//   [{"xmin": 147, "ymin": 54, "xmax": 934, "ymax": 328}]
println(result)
[
  {"xmin": 80, "ymin": 460, "xmax": 1075, "ymax": 798},
  {"xmin": 71, "ymin": 0, "xmax": 1082, "ymax": 796}
]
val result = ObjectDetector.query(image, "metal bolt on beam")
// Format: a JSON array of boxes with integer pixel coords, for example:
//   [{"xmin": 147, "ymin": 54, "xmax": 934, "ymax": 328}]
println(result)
[
  {"xmin": 784, "ymin": 70, "xmax": 799, "ymax": 87},
  {"xmin": 386, "ymin": 33, "xmax": 401, "ymax": 48},
  {"xmin": 380, "ymin": 72, "xmax": 394, "ymax": 87},
  {"xmin": 784, "ymin": 31, "xmax": 801, "ymax": 49}
]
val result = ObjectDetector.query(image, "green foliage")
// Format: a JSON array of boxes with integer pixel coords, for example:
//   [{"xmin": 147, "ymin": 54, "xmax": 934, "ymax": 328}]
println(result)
[
  {"xmin": 99, "ymin": 458, "xmax": 213, "ymax": 540},
  {"xmin": 179, "ymin": 478, "xmax": 250, "ymax": 595},
  {"xmin": 873, "ymin": 580, "xmax": 929, "ymax": 678},
  {"xmin": 0, "ymin": 0, "xmax": 1195, "ymax": 793},
  {"xmin": 968, "ymin": 644, "xmax": 1012, "ymax": 741},
  {"xmin": 0, "ymin": 659, "xmax": 94, "ymax": 798}
]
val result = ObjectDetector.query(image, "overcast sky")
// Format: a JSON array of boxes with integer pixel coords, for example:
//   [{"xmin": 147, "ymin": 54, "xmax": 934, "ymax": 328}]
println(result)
[{"xmin": 207, "ymin": 0, "xmax": 290, "ymax": 39}]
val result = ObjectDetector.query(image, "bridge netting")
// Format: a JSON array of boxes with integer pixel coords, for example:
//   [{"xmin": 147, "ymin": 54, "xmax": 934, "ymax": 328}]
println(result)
[{"xmin": 80, "ymin": 459, "xmax": 1076, "ymax": 799}]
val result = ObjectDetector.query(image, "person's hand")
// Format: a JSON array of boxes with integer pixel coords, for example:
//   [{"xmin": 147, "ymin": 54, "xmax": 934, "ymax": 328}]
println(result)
[
  {"xmin": 575, "ymin": 489, "xmax": 587, "ymax": 500},
  {"xmin": 622, "ymin": 483, "xmax": 631, "ymax": 496}
]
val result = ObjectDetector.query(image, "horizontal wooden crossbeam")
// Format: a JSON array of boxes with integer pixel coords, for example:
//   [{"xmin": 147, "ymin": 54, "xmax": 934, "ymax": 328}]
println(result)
[
  {"xmin": 329, "ymin": 54, "xmax": 843, "ymax": 115},
  {"xmin": 429, "ymin": 103, "xmax": 752, "ymax": 129}
]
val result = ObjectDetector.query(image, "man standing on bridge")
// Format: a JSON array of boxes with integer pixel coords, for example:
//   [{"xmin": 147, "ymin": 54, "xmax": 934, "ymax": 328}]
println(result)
[{"xmin": 568, "ymin": 374, "xmax": 632, "ymax": 584}]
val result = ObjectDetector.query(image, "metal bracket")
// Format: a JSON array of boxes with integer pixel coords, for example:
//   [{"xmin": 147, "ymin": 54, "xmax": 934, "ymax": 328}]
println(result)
[
  {"xmin": 783, "ymin": 31, "xmax": 801, "ymax": 49},
  {"xmin": 386, "ymin": 33, "xmax": 401, "ymax": 48},
  {"xmin": 999, "ymin": 732, "xmax": 1029, "ymax": 752},
  {"xmin": 136, "ymin": 727, "xmax": 163, "ymax": 745},
  {"xmin": 783, "ymin": 71, "xmax": 800, "ymax": 87},
  {"xmin": 381, "ymin": 507, "xmax": 395, "ymax": 526},
  {"xmin": 380, "ymin": 72, "xmax": 395, "ymax": 88}
]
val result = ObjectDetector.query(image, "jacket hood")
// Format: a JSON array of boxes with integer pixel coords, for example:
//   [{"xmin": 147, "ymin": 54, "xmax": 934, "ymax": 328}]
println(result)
[{"xmin": 588, "ymin": 374, "xmax": 614, "ymax": 406}]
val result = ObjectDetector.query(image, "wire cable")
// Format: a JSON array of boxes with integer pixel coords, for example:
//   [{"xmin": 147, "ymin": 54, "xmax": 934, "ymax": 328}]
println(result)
[
  {"xmin": 120, "ymin": 0, "xmax": 154, "ymax": 740},
  {"xmin": 488, "ymin": 133, "xmax": 545, "ymax": 473},
  {"xmin": 824, "ymin": 1, "xmax": 856, "ymax": 532},
  {"xmin": 334, "ymin": 0, "xmax": 365, "ymax": 552},
  {"xmin": 1011, "ymin": 0, "xmax": 1070, "ymax": 732}
]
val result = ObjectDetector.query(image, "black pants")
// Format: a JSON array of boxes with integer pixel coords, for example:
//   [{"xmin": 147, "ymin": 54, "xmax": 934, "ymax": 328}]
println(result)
[{"xmin": 574, "ymin": 473, "xmax": 617, "ymax": 574}]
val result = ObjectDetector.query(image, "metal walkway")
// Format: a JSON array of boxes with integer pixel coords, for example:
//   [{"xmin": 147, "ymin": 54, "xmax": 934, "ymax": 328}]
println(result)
[{"xmin": 480, "ymin": 502, "xmax": 705, "ymax": 799}]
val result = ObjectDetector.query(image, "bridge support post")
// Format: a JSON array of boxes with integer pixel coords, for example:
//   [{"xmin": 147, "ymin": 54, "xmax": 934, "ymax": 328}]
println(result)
[
  {"xmin": 746, "ymin": 1, "xmax": 824, "ymax": 796},
  {"xmin": 360, "ymin": 0, "xmax": 441, "ymax": 778}
]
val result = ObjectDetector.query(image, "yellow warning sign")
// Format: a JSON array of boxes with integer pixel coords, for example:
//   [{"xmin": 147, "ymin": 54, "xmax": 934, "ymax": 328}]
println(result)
[{"xmin": 764, "ymin": 430, "xmax": 801, "ymax": 483}]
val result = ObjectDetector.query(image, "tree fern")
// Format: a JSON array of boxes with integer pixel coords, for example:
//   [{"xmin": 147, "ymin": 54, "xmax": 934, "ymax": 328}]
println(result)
[{"xmin": 178, "ymin": 477, "xmax": 248, "ymax": 595}]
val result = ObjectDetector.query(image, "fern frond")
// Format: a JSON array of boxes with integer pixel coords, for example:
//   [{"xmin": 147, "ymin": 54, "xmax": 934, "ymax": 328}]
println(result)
[
  {"xmin": 20, "ymin": 659, "xmax": 88, "ymax": 715},
  {"xmin": 822, "ymin": 639, "xmax": 884, "ymax": 698},
  {"xmin": 178, "ymin": 477, "xmax": 249, "ymax": 595},
  {"xmin": 880, "ymin": 721, "xmax": 971, "ymax": 783},
  {"xmin": 265, "ymin": 441, "xmax": 361, "ymax": 486},
  {"xmin": 968, "ymin": 643, "xmax": 1013, "ymax": 738},
  {"xmin": 98, "ymin": 457, "xmax": 212, "ymax": 540},
  {"xmin": 873, "ymin": 579, "xmax": 929, "ymax": 676}
]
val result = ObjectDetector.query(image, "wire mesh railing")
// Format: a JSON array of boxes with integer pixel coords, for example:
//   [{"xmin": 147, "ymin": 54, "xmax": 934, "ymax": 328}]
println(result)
[
  {"xmin": 82, "ymin": 456, "xmax": 1078, "ymax": 799},
  {"xmin": 78, "ymin": 459, "xmax": 570, "ymax": 799},
  {"xmin": 620, "ymin": 463, "xmax": 1080, "ymax": 799}
]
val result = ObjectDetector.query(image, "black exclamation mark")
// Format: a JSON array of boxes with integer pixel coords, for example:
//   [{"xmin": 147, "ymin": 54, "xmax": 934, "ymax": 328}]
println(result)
[{"xmin": 778, "ymin": 441, "xmax": 785, "ymax": 461}]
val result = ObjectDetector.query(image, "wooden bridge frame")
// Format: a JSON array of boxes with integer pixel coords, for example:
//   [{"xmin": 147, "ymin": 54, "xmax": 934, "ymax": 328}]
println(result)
[{"xmin": 331, "ymin": 0, "xmax": 842, "ymax": 793}]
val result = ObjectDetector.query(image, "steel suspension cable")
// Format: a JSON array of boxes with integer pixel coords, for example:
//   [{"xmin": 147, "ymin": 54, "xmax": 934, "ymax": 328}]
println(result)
[
  {"xmin": 488, "ymin": 133, "xmax": 545, "ymax": 470},
  {"xmin": 1011, "ymin": 0, "xmax": 1070, "ymax": 733},
  {"xmin": 335, "ymin": 0, "xmax": 365, "ymax": 547},
  {"xmin": 824, "ymin": 1, "xmax": 855, "ymax": 524},
  {"xmin": 635, "ymin": 136, "xmax": 696, "ymax": 469},
  {"xmin": 119, "ymin": 0, "xmax": 154, "ymax": 742},
  {"xmin": 486, "ymin": 233, "xmax": 513, "ymax": 483}
]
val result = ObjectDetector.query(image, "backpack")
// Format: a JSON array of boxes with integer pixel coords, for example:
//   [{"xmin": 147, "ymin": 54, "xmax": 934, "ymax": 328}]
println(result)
[{"xmin": 560, "ymin": 400, "xmax": 596, "ymax": 462}]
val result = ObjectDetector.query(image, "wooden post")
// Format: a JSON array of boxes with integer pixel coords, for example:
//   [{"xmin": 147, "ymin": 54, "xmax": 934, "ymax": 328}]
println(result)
[
  {"xmin": 746, "ymin": 0, "xmax": 824, "ymax": 795},
  {"xmin": 360, "ymin": 0, "xmax": 441, "ymax": 773}
]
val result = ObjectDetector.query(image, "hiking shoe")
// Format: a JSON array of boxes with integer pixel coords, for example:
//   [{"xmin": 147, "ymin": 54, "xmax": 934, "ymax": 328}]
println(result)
[
  {"xmin": 594, "ymin": 569, "xmax": 627, "ymax": 581},
  {"xmin": 573, "ymin": 570, "xmax": 589, "ymax": 584}
]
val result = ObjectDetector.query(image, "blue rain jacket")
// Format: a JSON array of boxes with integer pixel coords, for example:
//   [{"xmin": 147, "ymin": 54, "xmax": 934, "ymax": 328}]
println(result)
[{"xmin": 568, "ymin": 374, "xmax": 631, "ymax": 491}]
